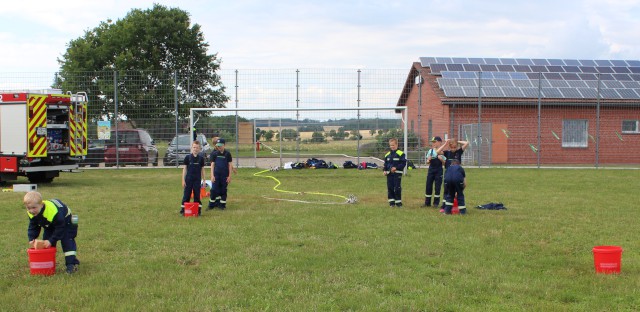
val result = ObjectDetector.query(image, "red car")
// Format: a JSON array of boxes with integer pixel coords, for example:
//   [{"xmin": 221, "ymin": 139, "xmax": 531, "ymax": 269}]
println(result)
[{"xmin": 104, "ymin": 129, "xmax": 159, "ymax": 167}]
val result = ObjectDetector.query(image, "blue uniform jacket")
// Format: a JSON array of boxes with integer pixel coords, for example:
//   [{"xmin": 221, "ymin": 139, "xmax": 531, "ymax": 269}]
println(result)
[{"xmin": 384, "ymin": 149, "xmax": 406, "ymax": 173}]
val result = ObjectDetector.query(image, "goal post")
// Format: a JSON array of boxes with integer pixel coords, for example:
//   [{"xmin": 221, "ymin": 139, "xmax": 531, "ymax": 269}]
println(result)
[{"xmin": 190, "ymin": 106, "xmax": 408, "ymax": 169}]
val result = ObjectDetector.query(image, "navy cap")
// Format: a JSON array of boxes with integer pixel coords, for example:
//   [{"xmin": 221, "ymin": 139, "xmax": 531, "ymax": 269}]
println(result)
[
  {"xmin": 430, "ymin": 136, "xmax": 442, "ymax": 142},
  {"xmin": 215, "ymin": 138, "xmax": 225, "ymax": 146}
]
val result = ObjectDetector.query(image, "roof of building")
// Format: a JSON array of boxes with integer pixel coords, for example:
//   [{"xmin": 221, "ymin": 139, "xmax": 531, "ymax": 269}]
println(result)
[{"xmin": 399, "ymin": 57, "xmax": 640, "ymax": 106}]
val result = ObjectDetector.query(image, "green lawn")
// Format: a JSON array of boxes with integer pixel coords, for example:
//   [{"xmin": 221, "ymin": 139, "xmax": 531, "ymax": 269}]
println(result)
[{"xmin": 1, "ymin": 168, "xmax": 638, "ymax": 311}]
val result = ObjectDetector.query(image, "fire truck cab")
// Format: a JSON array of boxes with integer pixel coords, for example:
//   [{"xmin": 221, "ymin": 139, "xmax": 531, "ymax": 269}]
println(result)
[{"xmin": 0, "ymin": 90, "xmax": 87, "ymax": 183}]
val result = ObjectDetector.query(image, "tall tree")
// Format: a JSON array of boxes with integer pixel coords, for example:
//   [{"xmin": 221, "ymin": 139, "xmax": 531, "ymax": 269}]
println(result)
[{"xmin": 56, "ymin": 4, "xmax": 229, "ymax": 124}]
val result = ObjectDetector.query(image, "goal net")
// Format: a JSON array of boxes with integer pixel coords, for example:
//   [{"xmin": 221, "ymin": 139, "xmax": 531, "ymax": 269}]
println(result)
[{"xmin": 189, "ymin": 107, "xmax": 408, "ymax": 169}]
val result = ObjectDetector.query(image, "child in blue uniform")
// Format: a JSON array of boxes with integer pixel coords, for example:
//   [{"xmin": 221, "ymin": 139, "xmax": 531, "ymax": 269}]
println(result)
[
  {"xmin": 424, "ymin": 136, "xmax": 446, "ymax": 207},
  {"xmin": 383, "ymin": 138, "xmax": 406, "ymax": 207},
  {"xmin": 443, "ymin": 159, "xmax": 467, "ymax": 215},
  {"xmin": 437, "ymin": 138, "xmax": 469, "ymax": 211},
  {"xmin": 209, "ymin": 138, "xmax": 233, "ymax": 210},
  {"xmin": 24, "ymin": 191, "xmax": 80, "ymax": 274},
  {"xmin": 180, "ymin": 140, "xmax": 205, "ymax": 215}
]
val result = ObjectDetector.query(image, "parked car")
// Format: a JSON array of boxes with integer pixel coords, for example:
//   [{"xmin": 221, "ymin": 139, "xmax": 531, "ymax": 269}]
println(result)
[
  {"xmin": 104, "ymin": 129, "xmax": 159, "ymax": 167},
  {"xmin": 81, "ymin": 139, "xmax": 106, "ymax": 167},
  {"xmin": 163, "ymin": 133, "xmax": 212, "ymax": 166}
]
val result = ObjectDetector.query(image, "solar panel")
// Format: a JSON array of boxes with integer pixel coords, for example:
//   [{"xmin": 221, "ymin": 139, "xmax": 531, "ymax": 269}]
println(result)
[
  {"xmin": 621, "ymin": 81, "xmax": 640, "ymax": 88},
  {"xmin": 612, "ymin": 74, "xmax": 632, "ymax": 82},
  {"xmin": 596, "ymin": 67, "xmax": 614, "ymax": 74},
  {"xmin": 563, "ymin": 66, "xmax": 581, "ymax": 73},
  {"xmin": 577, "ymin": 73, "xmax": 598, "ymax": 81},
  {"xmin": 463, "ymin": 64, "xmax": 481, "ymax": 72},
  {"xmin": 492, "ymin": 72, "xmax": 512, "ymax": 80},
  {"xmin": 513, "ymin": 80, "xmax": 534, "ymax": 88},
  {"xmin": 436, "ymin": 57, "xmax": 453, "ymax": 64},
  {"xmin": 459, "ymin": 72, "xmax": 478, "ymax": 79},
  {"xmin": 430, "ymin": 64, "xmax": 447, "ymax": 74},
  {"xmin": 462, "ymin": 86, "xmax": 480, "ymax": 96},
  {"xmin": 451, "ymin": 57, "xmax": 469, "ymax": 64},
  {"xmin": 578, "ymin": 88, "xmax": 598, "ymax": 98},
  {"xmin": 480, "ymin": 64, "xmax": 498, "ymax": 72},
  {"xmin": 420, "ymin": 57, "xmax": 437, "ymax": 67},
  {"xmin": 441, "ymin": 71, "xmax": 461, "ymax": 78},
  {"xmin": 612, "ymin": 67, "xmax": 631, "ymax": 73},
  {"xmin": 521, "ymin": 88, "xmax": 540, "ymax": 98},
  {"xmin": 541, "ymin": 88, "xmax": 563, "ymax": 98},
  {"xmin": 560, "ymin": 73, "xmax": 581, "ymax": 80},
  {"xmin": 510, "ymin": 72, "xmax": 529, "ymax": 80},
  {"xmin": 602, "ymin": 80, "xmax": 624, "ymax": 88},
  {"xmin": 532, "ymin": 59, "xmax": 550, "ymax": 66},
  {"xmin": 442, "ymin": 86, "xmax": 466, "ymax": 97},
  {"xmin": 595, "ymin": 60, "xmax": 613, "ymax": 66},
  {"xmin": 530, "ymin": 65, "xmax": 548, "ymax": 72},
  {"xmin": 548, "ymin": 59, "xmax": 565, "ymax": 66},
  {"xmin": 600, "ymin": 89, "xmax": 621, "ymax": 99},
  {"xmin": 514, "ymin": 65, "xmax": 532, "ymax": 72},
  {"xmin": 543, "ymin": 72, "xmax": 563, "ymax": 80},
  {"xmin": 479, "ymin": 79, "xmax": 496, "ymax": 87},
  {"xmin": 494, "ymin": 79, "xmax": 514, "ymax": 87},
  {"xmin": 448, "ymin": 63, "xmax": 465, "ymax": 71},
  {"xmin": 457, "ymin": 79, "xmax": 477, "ymax": 87},
  {"xmin": 547, "ymin": 65, "xmax": 565, "ymax": 72},
  {"xmin": 566, "ymin": 80, "xmax": 588, "ymax": 88},
  {"xmin": 516, "ymin": 58, "xmax": 534, "ymax": 65},
  {"xmin": 615, "ymin": 89, "xmax": 640, "ymax": 99},
  {"xmin": 548, "ymin": 80, "xmax": 570, "ymax": 88},
  {"xmin": 502, "ymin": 87, "xmax": 525, "ymax": 97},
  {"xmin": 427, "ymin": 57, "xmax": 640, "ymax": 99},
  {"xmin": 482, "ymin": 87, "xmax": 504, "ymax": 97},
  {"xmin": 500, "ymin": 58, "xmax": 518, "ymax": 65},
  {"xmin": 437, "ymin": 78, "xmax": 458, "ymax": 87},
  {"xmin": 496, "ymin": 65, "xmax": 515, "ymax": 72},
  {"xmin": 579, "ymin": 66, "xmax": 598, "ymax": 73}
]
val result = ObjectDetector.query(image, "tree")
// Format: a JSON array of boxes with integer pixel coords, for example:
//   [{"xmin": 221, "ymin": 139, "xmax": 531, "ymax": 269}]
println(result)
[
  {"xmin": 279, "ymin": 129, "xmax": 298, "ymax": 141},
  {"xmin": 264, "ymin": 130, "xmax": 275, "ymax": 142},
  {"xmin": 56, "ymin": 4, "xmax": 229, "ymax": 126},
  {"xmin": 311, "ymin": 131, "xmax": 326, "ymax": 143}
]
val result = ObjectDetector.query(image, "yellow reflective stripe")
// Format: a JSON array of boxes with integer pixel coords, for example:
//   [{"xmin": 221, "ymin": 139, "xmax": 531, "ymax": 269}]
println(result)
[
  {"xmin": 384, "ymin": 151, "xmax": 390, "ymax": 157},
  {"xmin": 42, "ymin": 201, "xmax": 59, "ymax": 222},
  {"xmin": 64, "ymin": 251, "xmax": 77, "ymax": 256},
  {"xmin": 396, "ymin": 150, "xmax": 404, "ymax": 156}
]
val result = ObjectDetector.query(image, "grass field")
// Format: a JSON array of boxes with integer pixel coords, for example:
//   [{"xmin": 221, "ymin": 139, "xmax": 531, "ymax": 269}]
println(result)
[{"xmin": 1, "ymin": 167, "xmax": 639, "ymax": 311}]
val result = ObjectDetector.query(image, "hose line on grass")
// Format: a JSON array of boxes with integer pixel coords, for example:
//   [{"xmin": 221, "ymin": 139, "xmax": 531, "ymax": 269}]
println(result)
[{"xmin": 253, "ymin": 169, "xmax": 357, "ymax": 204}]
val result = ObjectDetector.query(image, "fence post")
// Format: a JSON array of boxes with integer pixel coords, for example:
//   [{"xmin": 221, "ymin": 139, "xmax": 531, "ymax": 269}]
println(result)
[
  {"xmin": 595, "ymin": 73, "xmax": 601, "ymax": 168},
  {"xmin": 174, "ymin": 71, "xmax": 178, "ymax": 167},
  {"xmin": 235, "ymin": 69, "xmax": 239, "ymax": 170},
  {"xmin": 357, "ymin": 69, "xmax": 361, "ymax": 165},
  {"xmin": 477, "ymin": 71, "xmax": 483, "ymax": 167},
  {"xmin": 295, "ymin": 69, "xmax": 300, "ymax": 163},
  {"xmin": 537, "ymin": 72, "xmax": 542, "ymax": 168},
  {"xmin": 114, "ymin": 71, "xmax": 119, "ymax": 167}
]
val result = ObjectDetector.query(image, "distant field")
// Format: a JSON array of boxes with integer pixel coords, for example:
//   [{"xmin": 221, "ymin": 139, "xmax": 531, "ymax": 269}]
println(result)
[{"xmin": 2, "ymin": 168, "xmax": 638, "ymax": 310}]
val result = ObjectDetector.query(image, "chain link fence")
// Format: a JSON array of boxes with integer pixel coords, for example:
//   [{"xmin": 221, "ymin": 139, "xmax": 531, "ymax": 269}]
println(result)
[{"xmin": 1, "ymin": 69, "xmax": 638, "ymax": 168}]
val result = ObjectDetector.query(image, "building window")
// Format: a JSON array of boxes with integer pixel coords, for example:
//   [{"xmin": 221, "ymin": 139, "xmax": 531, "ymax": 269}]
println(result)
[
  {"xmin": 622, "ymin": 120, "xmax": 639, "ymax": 133},
  {"xmin": 562, "ymin": 119, "xmax": 588, "ymax": 148}
]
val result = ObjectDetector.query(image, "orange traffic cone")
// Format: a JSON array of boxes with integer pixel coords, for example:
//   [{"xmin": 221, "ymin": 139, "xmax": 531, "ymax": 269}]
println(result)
[{"xmin": 452, "ymin": 198, "xmax": 459, "ymax": 214}]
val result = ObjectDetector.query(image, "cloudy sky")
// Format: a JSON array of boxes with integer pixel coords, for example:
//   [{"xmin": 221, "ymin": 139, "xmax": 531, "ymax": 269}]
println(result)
[{"xmin": 1, "ymin": 0, "xmax": 639, "ymax": 73}]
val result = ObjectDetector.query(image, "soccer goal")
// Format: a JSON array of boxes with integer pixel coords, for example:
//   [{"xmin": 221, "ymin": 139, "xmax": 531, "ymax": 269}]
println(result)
[{"xmin": 189, "ymin": 107, "xmax": 408, "ymax": 169}]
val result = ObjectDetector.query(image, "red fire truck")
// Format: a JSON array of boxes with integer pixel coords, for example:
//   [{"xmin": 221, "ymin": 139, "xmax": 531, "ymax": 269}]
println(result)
[{"xmin": 0, "ymin": 91, "xmax": 87, "ymax": 183}]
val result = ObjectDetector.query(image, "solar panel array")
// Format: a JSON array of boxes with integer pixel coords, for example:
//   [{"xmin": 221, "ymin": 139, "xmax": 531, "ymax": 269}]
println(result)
[{"xmin": 420, "ymin": 57, "xmax": 640, "ymax": 99}]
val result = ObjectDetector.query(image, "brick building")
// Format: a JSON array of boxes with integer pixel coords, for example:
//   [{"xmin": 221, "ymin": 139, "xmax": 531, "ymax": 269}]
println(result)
[{"xmin": 397, "ymin": 57, "xmax": 640, "ymax": 166}]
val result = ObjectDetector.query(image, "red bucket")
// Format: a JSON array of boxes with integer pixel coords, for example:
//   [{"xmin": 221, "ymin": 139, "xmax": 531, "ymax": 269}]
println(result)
[
  {"xmin": 184, "ymin": 202, "xmax": 199, "ymax": 217},
  {"xmin": 27, "ymin": 247, "xmax": 56, "ymax": 276},
  {"xmin": 593, "ymin": 246, "xmax": 623, "ymax": 274}
]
